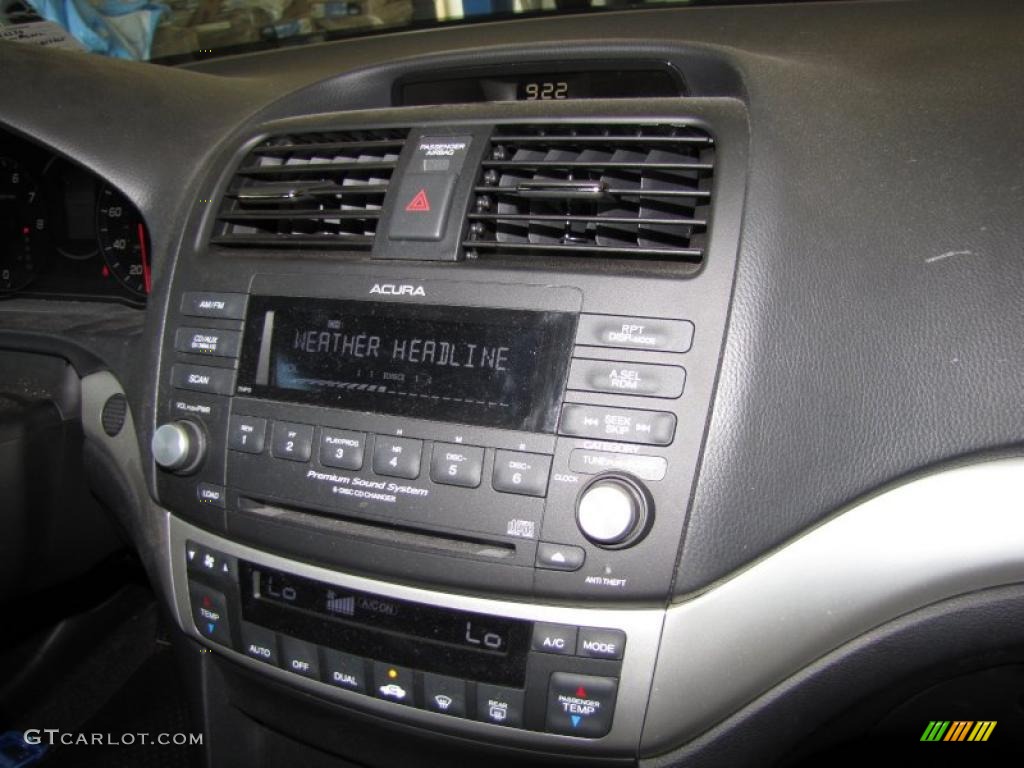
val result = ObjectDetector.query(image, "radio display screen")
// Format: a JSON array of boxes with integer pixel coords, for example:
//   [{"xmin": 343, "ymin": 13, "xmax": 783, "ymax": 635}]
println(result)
[
  {"xmin": 237, "ymin": 296, "xmax": 576, "ymax": 433},
  {"xmin": 239, "ymin": 561, "xmax": 531, "ymax": 686}
]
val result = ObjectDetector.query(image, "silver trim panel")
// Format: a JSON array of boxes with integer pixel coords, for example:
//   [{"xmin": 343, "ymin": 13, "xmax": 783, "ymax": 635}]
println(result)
[
  {"xmin": 168, "ymin": 514, "xmax": 665, "ymax": 756},
  {"xmin": 643, "ymin": 457, "xmax": 1024, "ymax": 754}
]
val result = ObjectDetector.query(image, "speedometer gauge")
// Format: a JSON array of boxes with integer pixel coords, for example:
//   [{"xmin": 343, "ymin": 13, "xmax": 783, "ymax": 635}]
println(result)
[
  {"xmin": 96, "ymin": 186, "xmax": 151, "ymax": 297},
  {"xmin": 0, "ymin": 157, "xmax": 47, "ymax": 292}
]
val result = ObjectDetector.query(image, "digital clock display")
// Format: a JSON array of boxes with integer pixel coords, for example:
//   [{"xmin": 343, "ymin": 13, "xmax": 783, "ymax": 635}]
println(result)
[{"xmin": 397, "ymin": 67, "xmax": 683, "ymax": 105}]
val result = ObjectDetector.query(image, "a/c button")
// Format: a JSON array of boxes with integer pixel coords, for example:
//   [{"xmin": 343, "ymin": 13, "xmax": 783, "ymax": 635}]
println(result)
[{"xmin": 531, "ymin": 623, "xmax": 577, "ymax": 656}]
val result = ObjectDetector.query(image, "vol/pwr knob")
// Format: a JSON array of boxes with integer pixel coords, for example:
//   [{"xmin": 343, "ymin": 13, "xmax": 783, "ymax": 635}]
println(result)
[
  {"xmin": 152, "ymin": 420, "xmax": 205, "ymax": 474},
  {"xmin": 575, "ymin": 475, "xmax": 653, "ymax": 548}
]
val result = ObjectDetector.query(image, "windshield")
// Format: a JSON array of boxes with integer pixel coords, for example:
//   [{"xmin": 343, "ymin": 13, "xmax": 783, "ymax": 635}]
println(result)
[{"xmin": 0, "ymin": 0, "xmax": 834, "ymax": 63}]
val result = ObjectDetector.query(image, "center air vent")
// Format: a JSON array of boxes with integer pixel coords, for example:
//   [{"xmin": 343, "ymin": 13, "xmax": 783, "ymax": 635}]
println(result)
[
  {"xmin": 212, "ymin": 129, "xmax": 408, "ymax": 250},
  {"xmin": 465, "ymin": 124, "xmax": 714, "ymax": 263}
]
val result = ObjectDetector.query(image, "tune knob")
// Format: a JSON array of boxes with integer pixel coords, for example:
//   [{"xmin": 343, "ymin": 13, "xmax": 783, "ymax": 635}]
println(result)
[
  {"xmin": 576, "ymin": 475, "xmax": 652, "ymax": 548},
  {"xmin": 152, "ymin": 420, "xmax": 205, "ymax": 474}
]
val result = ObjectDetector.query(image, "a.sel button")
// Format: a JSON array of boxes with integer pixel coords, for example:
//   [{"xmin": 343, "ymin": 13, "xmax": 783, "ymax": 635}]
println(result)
[
  {"xmin": 320, "ymin": 429, "xmax": 366, "ymax": 471},
  {"xmin": 576, "ymin": 314, "xmax": 694, "ymax": 353},
  {"xmin": 492, "ymin": 451, "xmax": 552, "ymax": 497},
  {"xmin": 532, "ymin": 623, "xmax": 578, "ymax": 656},
  {"xmin": 171, "ymin": 364, "xmax": 235, "ymax": 396},
  {"xmin": 545, "ymin": 673, "xmax": 618, "ymax": 738},
  {"xmin": 577, "ymin": 627, "xmax": 626, "ymax": 661},
  {"xmin": 559, "ymin": 404, "xmax": 676, "ymax": 446},
  {"xmin": 430, "ymin": 443, "xmax": 484, "ymax": 488},
  {"xmin": 568, "ymin": 359, "xmax": 685, "ymax": 399},
  {"xmin": 279, "ymin": 636, "xmax": 320, "ymax": 680}
]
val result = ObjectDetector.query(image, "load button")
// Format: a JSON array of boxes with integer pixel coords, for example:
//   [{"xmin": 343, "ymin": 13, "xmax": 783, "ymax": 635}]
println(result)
[{"xmin": 545, "ymin": 673, "xmax": 618, "ymax": 738}]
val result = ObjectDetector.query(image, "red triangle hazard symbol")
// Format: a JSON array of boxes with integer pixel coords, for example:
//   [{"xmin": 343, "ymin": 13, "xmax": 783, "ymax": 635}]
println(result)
[
  {"xmin": 405, "ymin": 188, "xmax": 430, "ymax": 212},
  {"xmin": 576, "ymin": 686, "xmax": 587, "ymax": 698}
]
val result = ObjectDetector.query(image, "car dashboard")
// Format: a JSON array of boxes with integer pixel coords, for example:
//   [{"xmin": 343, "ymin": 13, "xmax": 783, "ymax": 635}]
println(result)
[{"xmin": 2, "ymin": 1, "xmax": 1024, "ymax": 766}]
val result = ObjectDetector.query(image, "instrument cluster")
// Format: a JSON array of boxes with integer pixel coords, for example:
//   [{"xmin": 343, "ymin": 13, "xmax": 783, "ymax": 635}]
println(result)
[{"xmin": 1, "ymin": 132, "xmax": 149, "ymax": 305}]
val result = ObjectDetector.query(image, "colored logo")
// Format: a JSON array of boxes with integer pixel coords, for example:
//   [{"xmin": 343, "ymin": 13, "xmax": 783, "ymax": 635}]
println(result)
[{"xmin": 920, "ymin": 721, "xmax": 996, "ymax": 742}]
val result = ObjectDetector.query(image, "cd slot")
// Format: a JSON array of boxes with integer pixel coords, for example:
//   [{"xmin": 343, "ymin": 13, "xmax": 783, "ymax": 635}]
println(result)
[{"xmin": 227, "ymin": 496, "xmax": 537, "ymax": 596}]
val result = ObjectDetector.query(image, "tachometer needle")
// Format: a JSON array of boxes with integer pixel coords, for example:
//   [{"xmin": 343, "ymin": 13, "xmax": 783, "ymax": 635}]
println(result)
[{"xmin": 138, "ymin": 222, "xmax": 151, "ymax": 294}]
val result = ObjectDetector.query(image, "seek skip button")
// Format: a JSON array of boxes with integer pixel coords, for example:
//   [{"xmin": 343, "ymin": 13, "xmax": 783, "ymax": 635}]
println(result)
[{"xmin": 577, "ymin": 627, "xmax": 626, "ymax": 660}]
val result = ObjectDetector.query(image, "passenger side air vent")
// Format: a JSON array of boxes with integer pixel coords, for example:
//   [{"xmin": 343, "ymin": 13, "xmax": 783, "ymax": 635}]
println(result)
[
  {"xmin": 211, "ymin": 129, "xmax": 408, "ymax": 250},
  {"xmin": 465, "ymin": 124, "xmax": 714, "ymax": 263}
]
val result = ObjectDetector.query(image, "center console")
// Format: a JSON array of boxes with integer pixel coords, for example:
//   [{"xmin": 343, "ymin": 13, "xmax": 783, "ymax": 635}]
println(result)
[{"xmin": 152, "ymin": 106, "xmax": 745, "ymax": 758}]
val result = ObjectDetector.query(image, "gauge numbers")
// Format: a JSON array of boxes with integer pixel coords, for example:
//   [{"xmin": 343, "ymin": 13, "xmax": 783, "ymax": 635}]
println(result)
[
  {"xmin": 1, "ymin": 157, "xmax": 47, "ymax": 292},
  {"xmin": 97, "ymin": 186, "xmax": 151, "ymax": 297}
]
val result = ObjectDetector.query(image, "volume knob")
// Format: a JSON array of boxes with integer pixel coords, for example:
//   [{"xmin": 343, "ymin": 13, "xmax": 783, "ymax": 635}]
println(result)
[
  {"xmin": 153, "ymin": 421, "xmax": 205, "ymax": 474},
  {"xmin": 576, "ymin": 475, "xmax": 652, "ymax": 548}
]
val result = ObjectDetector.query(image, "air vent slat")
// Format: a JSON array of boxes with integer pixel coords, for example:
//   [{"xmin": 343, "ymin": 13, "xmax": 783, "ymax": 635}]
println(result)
[
  {"xmin": 467, "ymin": 124, "xmax": 714, "ymax": 264},
  {"xmin": 213, "ymin": 128, "xmax": 407, "ymax": 251}
]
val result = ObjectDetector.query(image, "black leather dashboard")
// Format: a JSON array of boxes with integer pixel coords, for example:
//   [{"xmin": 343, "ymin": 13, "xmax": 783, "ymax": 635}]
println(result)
[{"xmin": 2, "ymin": 1, "xmax": 1024, "ymax": 763}]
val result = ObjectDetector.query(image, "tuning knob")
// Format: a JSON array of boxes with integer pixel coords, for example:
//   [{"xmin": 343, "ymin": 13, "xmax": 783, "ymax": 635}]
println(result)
[
  {"xmin": 576, "ymin": 474, "xmax": 652, "ymax": 548},
  {"xmin": 152, "ymin": 420, "xmax": 205, "ymax": 474}
]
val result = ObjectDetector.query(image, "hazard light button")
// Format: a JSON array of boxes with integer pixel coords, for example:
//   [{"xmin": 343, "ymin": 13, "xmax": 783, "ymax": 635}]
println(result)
[
  {"xmin": 387, "ymin": 173, "xmax": 456, "ymax": 241},
  {"xmin": 545, "ymin": 672, "xmax": 618, "ymax": 738}
]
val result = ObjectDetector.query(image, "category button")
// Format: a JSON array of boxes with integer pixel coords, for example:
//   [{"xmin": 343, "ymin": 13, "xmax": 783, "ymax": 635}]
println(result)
[
  {"xmin": 430, "ymin": 443, "xmax": 484, "ymax": 488},
  {"xmin": 175, "ymin": 327, "xmax": 242, "ymax": 358},
  {"xmin": 180, "ymin": 292, "xmax": 247, "ymax": 320},
  {"xmin": 492, "ymin": 450, "xmax": 552, "ymax": 497},
  {"xmin": 568, "ymin": 359, "xmax": 685, "ymax": 399},
  {"xmin": 577, "ymin": 627, "xmax": 626, "ymax": 661},
  {"xmin": 545, "ymin": 673, "xmax": 618, "ymax": 738},
  {"xmin": 569, "ymin": 450, "xmax": 668, "ymax": 482},
  {"xmin": 532, "ymin": 623, "xmax": 578, "ymax": 656},
  {"xmin": 228, "ymin": 414, "xmax": 267, "ymax": 454},
  {"xmin": 577, "ymin": 314, "xmax": 694, "ymax": 353},
  {"xmin": 372, "ymin": 436, "xmax": 423, "ymax": 479},
  {"xmin": 559, "ymin": 404, "xmax": 676, "ymax": 446},
  {"xmin": 319, "ymin": 429, "xmax": 366, "ymax": 470},
  {"xmin": 271, "ymin": 422, "xmax": 314, "ymax": 462},
  {"xmin": 171, "ymin": 364, "xmax": 235, "ymax": 396}
]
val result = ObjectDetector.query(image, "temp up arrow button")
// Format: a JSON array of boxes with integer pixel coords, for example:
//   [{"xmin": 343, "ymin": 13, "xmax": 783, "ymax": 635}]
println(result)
[{"xmin": 545, "ymin": 672, "xmax": 619, "ymax": 738}]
